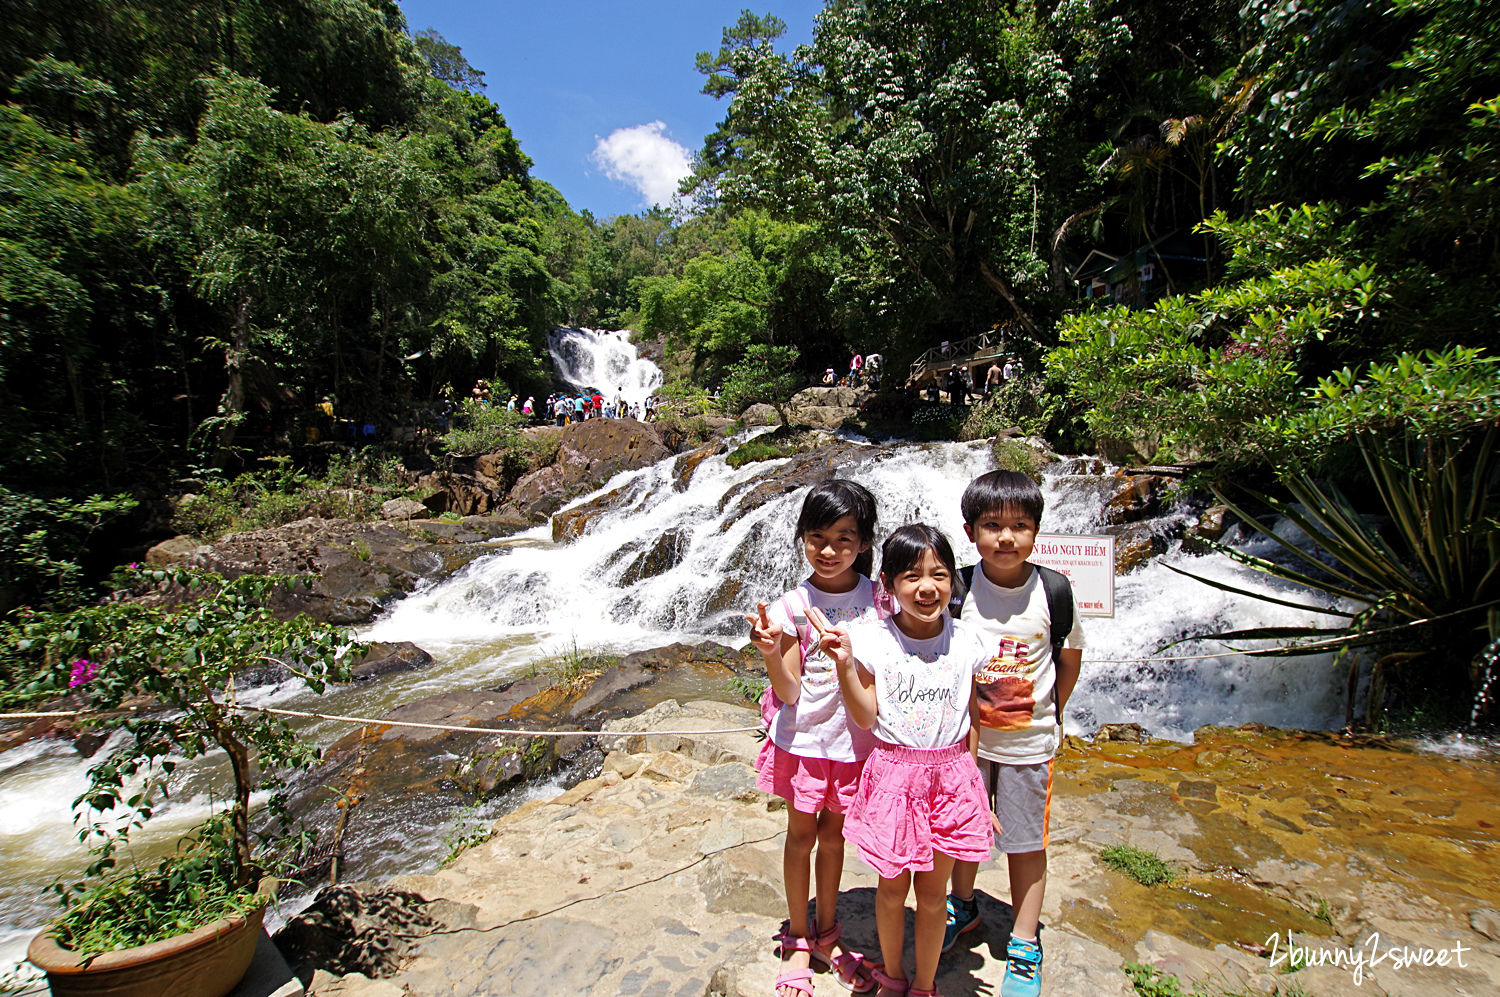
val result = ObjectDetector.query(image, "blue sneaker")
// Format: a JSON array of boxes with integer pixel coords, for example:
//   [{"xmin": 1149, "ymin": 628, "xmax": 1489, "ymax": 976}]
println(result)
[
  {"xmin": 1001, "ymin": 936, "xmax": 1043, "ymax": 997},
  {"xmin": 941, "ymin": 894, "xmax": 980, "ymax": 952}
]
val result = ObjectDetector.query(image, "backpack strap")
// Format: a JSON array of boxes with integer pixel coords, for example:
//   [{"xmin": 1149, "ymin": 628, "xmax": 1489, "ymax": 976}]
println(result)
[
  {"xmin": 781, "ymin": 589, "xmax": 815, "ymax": 658},
  {"xmin": 1036, "ymin": 564, "xmax": 1073, "ymax": 665},
  {"xmin": 950, "ymin": 564, "xmax": 976, "ymax": 619},
  {"xmin": 1036, "ymin": 564, "xmax": 1074, "ymax": 727}
]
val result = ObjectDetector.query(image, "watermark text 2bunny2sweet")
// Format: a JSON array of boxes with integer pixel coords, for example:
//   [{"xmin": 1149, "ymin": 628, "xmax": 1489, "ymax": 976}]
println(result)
[{"xmin": 1264, "ymin": 930, "xmax": 1469, "ymax": 986}]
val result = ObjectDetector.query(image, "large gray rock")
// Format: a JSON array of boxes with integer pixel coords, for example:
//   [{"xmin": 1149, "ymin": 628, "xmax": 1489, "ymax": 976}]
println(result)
[
  {"xmin": 182, "ymin": 517, "xmax": 447, "ymax": 624},
  {"xmin": 506, "ymin": 419, "xmax": 672, "ymax": 522},
  {"xmin": 379, "ymin": 498, "xmax": 429, "ymax": 520},
  {"xmin": 146, "ymin": 534, "xmax": 205, "ymax": 566}
]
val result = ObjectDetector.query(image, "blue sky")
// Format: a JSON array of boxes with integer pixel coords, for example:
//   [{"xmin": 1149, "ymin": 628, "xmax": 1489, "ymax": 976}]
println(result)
[{"xmin": 396, "ymin": 1, "xmax": 826, "ymax": 219}]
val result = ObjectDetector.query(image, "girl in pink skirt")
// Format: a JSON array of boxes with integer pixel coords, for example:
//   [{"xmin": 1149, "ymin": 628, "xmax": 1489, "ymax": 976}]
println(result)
[
  {"xmin": 746, "ymin": 480, "xmax": 881, "ymax": 996},
  {"xmin": 810, "ymin": 524, "xmax": 994, "ymax": 997}
]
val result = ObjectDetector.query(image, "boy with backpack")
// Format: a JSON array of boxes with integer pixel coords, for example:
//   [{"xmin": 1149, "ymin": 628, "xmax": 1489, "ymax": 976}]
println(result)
[{"xmin": 946, "ymin": 469, "xmax": 1085, "ymax": 997}]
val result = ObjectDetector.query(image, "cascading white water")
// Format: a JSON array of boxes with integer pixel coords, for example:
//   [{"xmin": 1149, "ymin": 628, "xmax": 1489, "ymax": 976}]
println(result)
[
  {"xmin": 0, "ymin": 434, "xmax": 1354, "ymax": 974},
  {"xmin": 367, "ymin": 441, "xmax": 1350, "ymax": 740},
  {"xmin": 546, "ymin": 327, "xmax": 662, "ymax": 409}
]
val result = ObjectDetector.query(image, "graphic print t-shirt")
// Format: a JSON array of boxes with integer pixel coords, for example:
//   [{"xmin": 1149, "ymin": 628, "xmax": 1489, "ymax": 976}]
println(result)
[
  {"xmin": 766, "ymin": 577, "xmax": 879, "ymax": 762},
  {"xmin": 845, "ymin": 615, "xmax": 990, "ymax": 749},
  {"xmin": 962, "ymin": 563, "xmax": 1086, "ymax": 764}
]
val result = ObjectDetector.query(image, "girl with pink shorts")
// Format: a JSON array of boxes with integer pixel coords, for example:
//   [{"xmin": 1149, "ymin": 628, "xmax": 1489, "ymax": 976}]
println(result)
[
  {"xmin": 746, "ymin": 480, "xmax": 881, "ymax": 996},
  {"xmin": 811, "ymin": 524, "xmax": 994, "ymax": 997}
]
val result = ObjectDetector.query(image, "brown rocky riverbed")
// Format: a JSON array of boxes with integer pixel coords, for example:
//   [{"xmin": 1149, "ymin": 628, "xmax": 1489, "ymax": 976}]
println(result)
[{"xmin": 284, "ymin": 704, "xmax": 1500, "ymax": 997}]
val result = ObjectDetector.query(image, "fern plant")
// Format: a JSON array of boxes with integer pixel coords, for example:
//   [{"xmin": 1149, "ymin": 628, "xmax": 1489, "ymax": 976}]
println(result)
[{"xmin": 1167, "ymin": 428, "xmax": 1498, "ymax": 726}]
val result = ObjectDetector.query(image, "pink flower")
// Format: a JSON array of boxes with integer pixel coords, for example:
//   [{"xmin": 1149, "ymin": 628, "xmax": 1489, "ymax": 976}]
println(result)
[
  {"xmin": 127, "ymin": 562, "xmax": 139, "ymax": 570},
  {"xmin": 68, "ymin": 659, "xmax": 99, "ymax": 688}
]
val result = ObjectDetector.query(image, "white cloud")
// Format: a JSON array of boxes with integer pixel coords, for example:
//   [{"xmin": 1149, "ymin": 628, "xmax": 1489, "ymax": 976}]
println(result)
[{"xmin": 590, "ymin": 121, "xmax": 693, "ymax": 211}]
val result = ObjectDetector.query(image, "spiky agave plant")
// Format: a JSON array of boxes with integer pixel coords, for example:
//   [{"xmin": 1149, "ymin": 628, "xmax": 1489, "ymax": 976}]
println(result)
[{"xmin": 1166, "ymin": 428, "xmax": 1499, "ymax": 727}]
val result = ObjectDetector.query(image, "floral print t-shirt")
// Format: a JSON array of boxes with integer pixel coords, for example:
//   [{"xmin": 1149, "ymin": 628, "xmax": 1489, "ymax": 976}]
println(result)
[{"xmin": 846, "ymin": 615, "xmax": 989, "ymax": 749}]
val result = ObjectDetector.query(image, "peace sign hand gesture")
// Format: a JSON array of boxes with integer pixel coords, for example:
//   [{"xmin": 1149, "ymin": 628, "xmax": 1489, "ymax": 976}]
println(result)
[
  {"xmin": 805, "ymin": 606, "xmax": 852, "ymax": 669},
  {"xmin": 744, "ymin": 601, "xmax": 785, "ymax": 657}
]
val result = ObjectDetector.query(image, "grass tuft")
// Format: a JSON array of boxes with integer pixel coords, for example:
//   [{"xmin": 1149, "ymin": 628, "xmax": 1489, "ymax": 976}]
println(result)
[{"xmin": 1101, "ymin": 844, "xmax": 1176, "ymax": 886}]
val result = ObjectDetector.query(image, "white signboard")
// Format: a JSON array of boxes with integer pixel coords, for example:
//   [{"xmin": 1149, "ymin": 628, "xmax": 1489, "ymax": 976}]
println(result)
[{"xmin": 1031, "ymin": 533, "xmax": 1115, "ymax": 618}]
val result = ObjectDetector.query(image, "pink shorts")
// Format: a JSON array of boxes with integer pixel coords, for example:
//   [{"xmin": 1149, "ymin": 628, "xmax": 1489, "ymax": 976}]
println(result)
[
  {"xmin": 756, "ymin": 740, "xmax": 866, "ymax": 815},
  {"xmin": 843, "ymin": 741, "xmax": 994, "ymax": 880}
]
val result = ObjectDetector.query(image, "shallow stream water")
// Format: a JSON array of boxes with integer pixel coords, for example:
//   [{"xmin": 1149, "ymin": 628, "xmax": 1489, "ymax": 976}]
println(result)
[{"xmin": 0, "ymin": 329, "xmax": 1395, "ymax": 976}]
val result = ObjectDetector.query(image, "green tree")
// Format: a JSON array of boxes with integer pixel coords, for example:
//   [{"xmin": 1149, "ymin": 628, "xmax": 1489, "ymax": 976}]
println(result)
[
  {"xmin": 692, "ymin": 0, "xmax": 1134, "ymax": 344},
  {"xmin": 412, "ymin": 27, "xmax": 487, "ymax": 92}
]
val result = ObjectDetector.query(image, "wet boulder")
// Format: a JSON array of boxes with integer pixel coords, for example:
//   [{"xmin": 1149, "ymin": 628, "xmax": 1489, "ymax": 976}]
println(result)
[
  {"xmin": 183, "ymin": 517, "xmax": 449, "ymax": 624},
  {"xmin": 1105, "ymin": 473, "xmax": 1174, "ymax": 525},
  {"xmin": 615, "ymin": 527, "xmax": 692, "ymax": 586},
  {"xmin": 506, "ymin": 418, "xmax": 671, "ymax": 522}
]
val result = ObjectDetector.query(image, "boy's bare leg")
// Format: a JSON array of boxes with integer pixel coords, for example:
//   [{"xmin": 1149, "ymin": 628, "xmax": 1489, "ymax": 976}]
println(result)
[
  {"xmin": 1008, "ymin": 849, "xmax": 1047, "ymax": 940},
  {"xmin": 912, "ymin": 853, "xmax": 956, "ymax": 990}
]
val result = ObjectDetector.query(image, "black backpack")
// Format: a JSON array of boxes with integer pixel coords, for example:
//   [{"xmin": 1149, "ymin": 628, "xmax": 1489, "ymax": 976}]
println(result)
[{"xmin": 950, "ymin": 563, "xmax": 1074, "ymax": 666}]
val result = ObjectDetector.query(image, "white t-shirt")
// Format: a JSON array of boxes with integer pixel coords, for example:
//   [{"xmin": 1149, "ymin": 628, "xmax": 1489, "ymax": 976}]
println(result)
[
  {"xmin": 845, "ymin": 616, "xmax": 989, "ymax": 749},
  {"xmin": 961, "ymin": 563, "xmax": 1086, "ymax": 764},
  {"xmin": 766, "ymin": 577, "xmax": 879, "ymax": 762}
]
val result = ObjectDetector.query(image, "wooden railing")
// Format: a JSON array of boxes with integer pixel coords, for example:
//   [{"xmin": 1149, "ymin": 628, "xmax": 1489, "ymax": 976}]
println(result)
[{"xmin": 907, "ymin": 327, "xmax": 1018, "ymax": 383}]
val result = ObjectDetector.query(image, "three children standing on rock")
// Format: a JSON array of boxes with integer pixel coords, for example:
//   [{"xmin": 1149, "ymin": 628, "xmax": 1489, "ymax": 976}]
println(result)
[{"xmin": 748, "ymin": 472, "xmax": 1085, "ymax": 997}]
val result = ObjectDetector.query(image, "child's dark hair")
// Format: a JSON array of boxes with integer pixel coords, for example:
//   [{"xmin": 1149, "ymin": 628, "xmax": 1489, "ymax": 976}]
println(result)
[
  {"xmin": 960, "ymin": 469, "xmax": 1044, "ymax": 526},
  {"xmin": 878, "ymin": 524, "xmax": 957, "ymax": 586},
  {"xmin": 796, "ymin": 479, "xmax": 878, "ymax": 578}
]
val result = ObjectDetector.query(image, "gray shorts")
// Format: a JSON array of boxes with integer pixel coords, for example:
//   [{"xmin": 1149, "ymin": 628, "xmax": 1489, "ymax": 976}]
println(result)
[{"xmin": 977, "ymin": 757, "xmax": 1053, "ymax": 854}]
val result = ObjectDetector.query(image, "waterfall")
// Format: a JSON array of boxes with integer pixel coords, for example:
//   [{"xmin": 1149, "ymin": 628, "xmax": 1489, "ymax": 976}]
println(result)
[
  {"xmin": 0, "ymin": 434, "xmax": 1354, "ymax": 969},
  {"xmin": 546, "ymin": 327, "xmax": 663, "ymax": 409},
  {"xmin": 366, "ymin": 440, "xmax": 1350, "ymax": 740}
]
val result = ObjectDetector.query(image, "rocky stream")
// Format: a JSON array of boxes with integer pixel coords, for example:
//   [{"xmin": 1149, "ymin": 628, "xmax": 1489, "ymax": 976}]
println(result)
[{"xmin": 2, "ymin": 329, "xmax": 1496, "ymax": 995}]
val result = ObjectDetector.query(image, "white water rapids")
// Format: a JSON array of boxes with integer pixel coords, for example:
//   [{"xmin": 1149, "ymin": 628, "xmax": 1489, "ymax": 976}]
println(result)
[{"xmin": 0, "ymin": 328, "xmax": 1354, "ymax": 974}]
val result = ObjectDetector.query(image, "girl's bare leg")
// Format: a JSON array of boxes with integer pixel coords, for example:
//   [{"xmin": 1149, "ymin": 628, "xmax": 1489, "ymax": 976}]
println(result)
[
  {"xmin": 778, "ymin": 809, "xmax": 819, "ymax": 994},
  {"xmin": 814, "ymin": 811, "xmax": 846, "ymax": 936},
  {"xmin": 875, "ymin": 872, "xmax": 911, "ymax": 990},
  {"xmin": 911, "ymin": 853, "xmax": 956, "ymax": 991}
]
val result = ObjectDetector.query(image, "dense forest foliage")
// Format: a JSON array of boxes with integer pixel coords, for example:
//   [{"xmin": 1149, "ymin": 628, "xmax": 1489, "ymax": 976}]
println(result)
[{"xmin": 2, "ymin": 0, "xmax": 1496, "ymax": 702}]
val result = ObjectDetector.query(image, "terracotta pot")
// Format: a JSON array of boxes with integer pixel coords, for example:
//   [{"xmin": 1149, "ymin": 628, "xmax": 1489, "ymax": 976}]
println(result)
[{"xmin": 27, "ymin": 882, "xmax": 273, "ymax": 997}]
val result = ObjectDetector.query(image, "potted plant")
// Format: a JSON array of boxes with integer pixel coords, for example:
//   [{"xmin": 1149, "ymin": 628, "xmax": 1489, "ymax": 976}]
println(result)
[{"xmin": 7, "ymin": 566, "xmax": 359, "ymax": 997}]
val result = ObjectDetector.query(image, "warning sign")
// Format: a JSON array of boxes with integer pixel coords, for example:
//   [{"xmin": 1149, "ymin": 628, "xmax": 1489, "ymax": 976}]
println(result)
[{"xmin": 1030, "ymin": 533, "xmax": 1115, "ymax": 618}]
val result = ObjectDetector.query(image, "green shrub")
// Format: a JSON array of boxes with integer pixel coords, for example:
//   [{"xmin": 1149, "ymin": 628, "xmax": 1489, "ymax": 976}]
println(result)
[
  {"xmin": 49, "ymin": 818, "xmax": 260, "ymax": 957},
  {"xmin": 726, "ymin": 436, "xmax": 789, "ymax": 468},
  {"xmin": 1046, "ymin": 206, "xmax": 1386, "ymax": 466},
  {"xmin": 656, "ymin": 379, "xmax": 716, "ymax": 416},
  {"xmin": 1167, "ymin": 427, "xmax": 1499, "ymax": 727},
  {"xmin": 1123, "ymin": 962, "xmax": 1186, "ymax": 997},
  {"xmin": 441, "ymin": 400, "xmax": 530, "ymax": 456},
  {"xmin": 1101, "ymin": 844, "xmax": 1176, "ymax": 886},
  {"xmin": 729, "ymin": 673, "xmax": 768, "ymax": 702},
  {"xmin": 959, "ymin": 375, "xmax": 1068, "ymax": 441},
  {"xmin": 991, "ymin": 439, "xmax": 1049, "ymax": 482},
  {"xmin": 170, "ymin": 450, "xmax": 415, "ymax": 541},
  {"xmin": 0, "ymin": 487, "xmax": 137, "ymax": 612},
  {"xmin": 719, "ymin": 345, "xmax": 802, "ymax": 417}
]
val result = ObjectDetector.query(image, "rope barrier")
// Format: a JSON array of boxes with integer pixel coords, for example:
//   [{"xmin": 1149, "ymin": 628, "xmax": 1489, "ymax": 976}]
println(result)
[
  {"xmin": 4, "ymin": 605, "xmax": 1490, "ymax": 730},
  {"xmin": 230, "ymin": 704, "xmax": 764, "ymax": 737},
  {"xmin": 0, "ymin": 702, "xmax": 764, "ymax": 737}
]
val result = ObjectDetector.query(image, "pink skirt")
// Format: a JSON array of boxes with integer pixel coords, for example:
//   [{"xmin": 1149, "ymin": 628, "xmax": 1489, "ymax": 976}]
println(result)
[
  {"xmin": 756, "ymin": 740, "xmax": 866, "ymax": 815},
  {"xmin": 843, "ymin": 740, "xmax": 993, "ymax": 880}
]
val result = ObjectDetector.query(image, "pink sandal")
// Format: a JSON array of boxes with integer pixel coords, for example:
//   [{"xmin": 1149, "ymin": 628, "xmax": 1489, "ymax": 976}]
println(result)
[
  {"xmin": 774, "ymin": 932, "xmax": 816, "ymax": 997},
  {"xmin": 811, "ymin": 920, "xmax": 876, "ymax": 993},
  {"xmin": 870, "ymin": 965, "xmax": 908, "ymax": 997}
]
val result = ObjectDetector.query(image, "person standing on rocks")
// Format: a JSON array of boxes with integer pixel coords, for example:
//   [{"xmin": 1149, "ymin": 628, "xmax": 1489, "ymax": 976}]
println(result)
[
  {"xmin": 745, "ymin": 480, "xmax": 882, "ymax": 997},
  {"xmin": 815, "ymin": 524, "xmax": 994, "ymax": 997},
  {"xmin": 943, "ymin": 470, "xmax": 1085, "ymax": 997}
]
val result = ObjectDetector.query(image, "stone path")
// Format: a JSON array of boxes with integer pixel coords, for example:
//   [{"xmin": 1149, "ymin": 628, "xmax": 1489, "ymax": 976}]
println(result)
[{"xmin": 303, "ymin": 703, "xmax": 1500, "ymax": 996}]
